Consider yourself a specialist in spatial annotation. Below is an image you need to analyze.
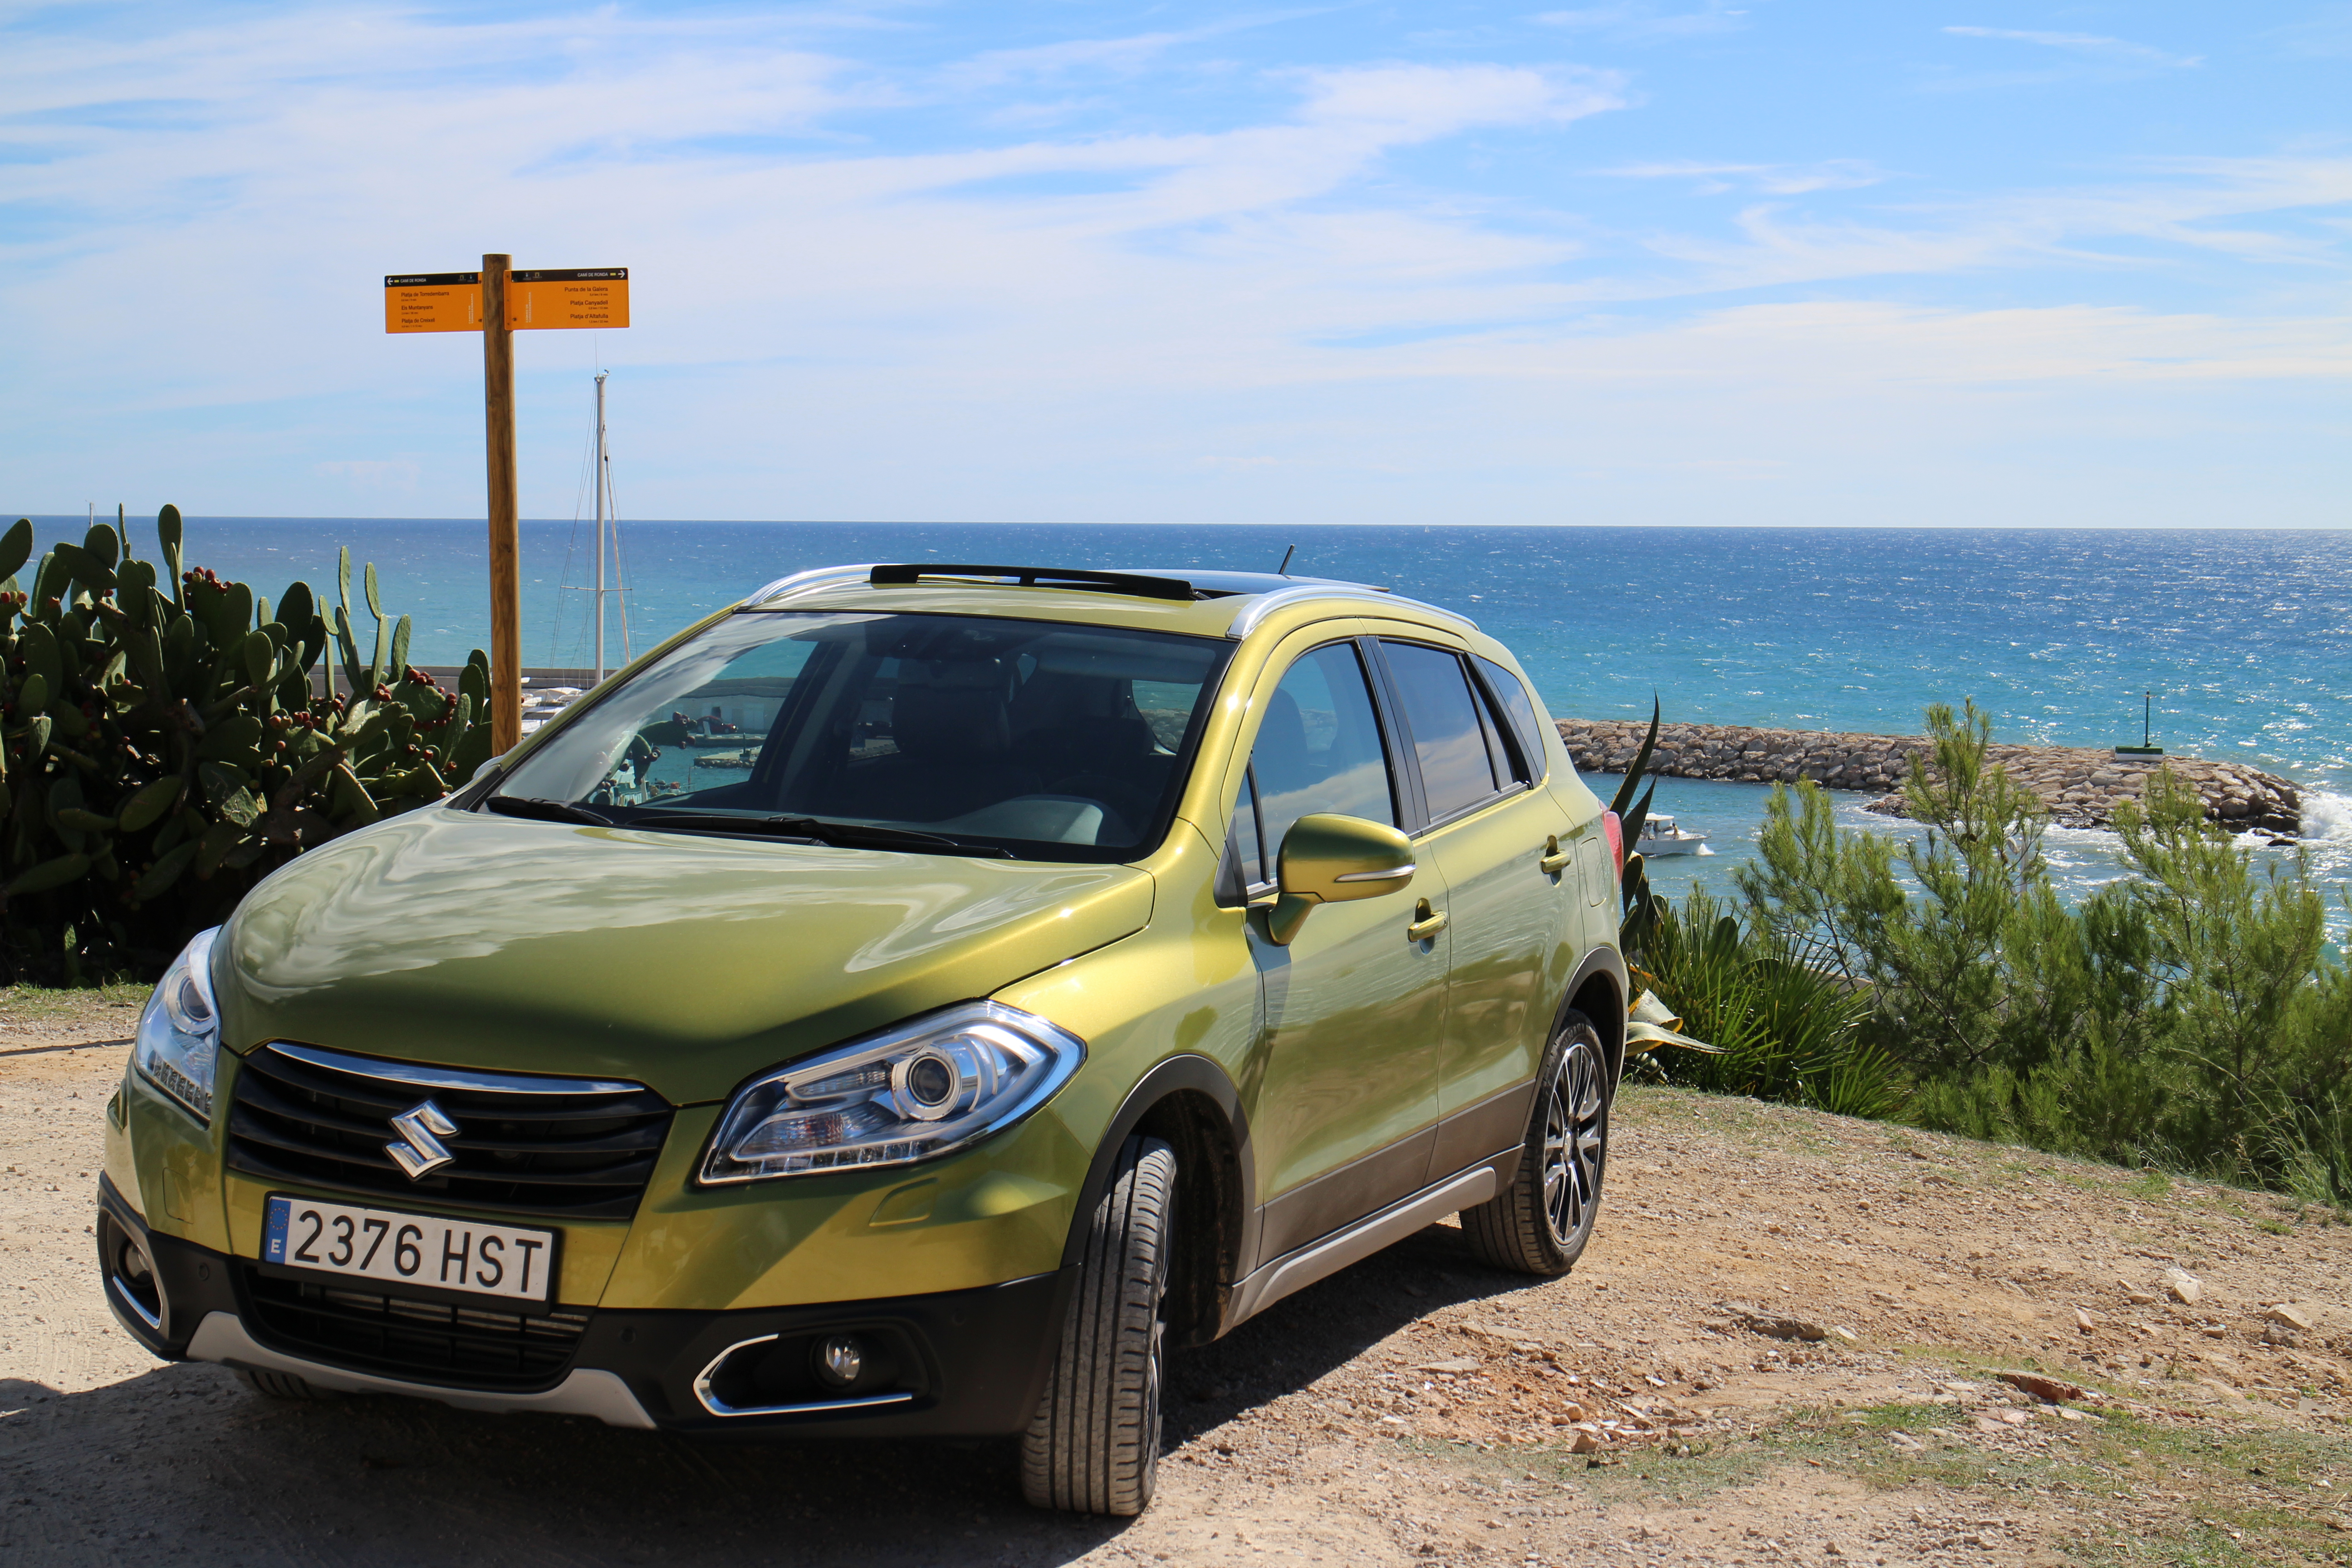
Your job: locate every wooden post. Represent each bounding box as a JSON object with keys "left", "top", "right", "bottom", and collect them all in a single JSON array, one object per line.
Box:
[{"left": 481, "top": 253, "right": 521, "bottom": 754}]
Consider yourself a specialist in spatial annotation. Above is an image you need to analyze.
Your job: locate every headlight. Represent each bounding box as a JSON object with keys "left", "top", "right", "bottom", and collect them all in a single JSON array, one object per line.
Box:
[
  {"left": 699, "top": 1001, "right": 1084, "bottom": 1185},
  {"left": 134, "top": 928, "right": 222, "bottom": 1124}
]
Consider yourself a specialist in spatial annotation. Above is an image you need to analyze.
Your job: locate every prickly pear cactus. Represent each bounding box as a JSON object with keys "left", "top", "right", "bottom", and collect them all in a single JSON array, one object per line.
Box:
[{"left": 0, "top": 507, "right": 494, "bottom": 983}]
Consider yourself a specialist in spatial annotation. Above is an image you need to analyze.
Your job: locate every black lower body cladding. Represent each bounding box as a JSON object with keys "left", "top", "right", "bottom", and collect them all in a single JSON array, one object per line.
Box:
[{"left": 96, "top": 1175, "right": 1072, "bottom": 1439}]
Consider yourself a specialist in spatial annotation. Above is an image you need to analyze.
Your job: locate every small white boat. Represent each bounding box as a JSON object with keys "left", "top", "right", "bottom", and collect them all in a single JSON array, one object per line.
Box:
[{"left": 1637, "top": 814, "right": 1710, "bottom": 856}]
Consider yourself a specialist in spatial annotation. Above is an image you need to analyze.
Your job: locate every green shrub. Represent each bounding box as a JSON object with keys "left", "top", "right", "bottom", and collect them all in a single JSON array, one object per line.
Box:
[
  {"left": 0, "top": 508, "right": 492, "bottom": 985},
  {"left": 1723, "top": 700, "right": 2352, "bottom": 1207}
]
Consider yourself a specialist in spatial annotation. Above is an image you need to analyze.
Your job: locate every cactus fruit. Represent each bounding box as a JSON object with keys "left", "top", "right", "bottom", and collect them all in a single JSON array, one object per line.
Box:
[{"left": 0, "top": 510, "right": 493, "bottom": 983}]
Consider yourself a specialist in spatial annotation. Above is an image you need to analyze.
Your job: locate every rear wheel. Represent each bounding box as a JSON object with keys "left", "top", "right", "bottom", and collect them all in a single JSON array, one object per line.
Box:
[
  {"left": 1021, "top": 1135, "right": 1176, "bottom": 1516},
  {"left": 1461, "top": 1012, "right": 1610, "bottom": 1275}
]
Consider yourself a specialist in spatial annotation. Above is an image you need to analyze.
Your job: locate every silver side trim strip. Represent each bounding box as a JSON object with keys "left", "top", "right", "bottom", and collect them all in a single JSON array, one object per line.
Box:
[
  {"left": 741, "top": 564, "right": 882, "bottom": 607},
  {"left": 184, "top": 1312, "right": 657, "bottom": 1429},
  {"left": 1225, "top": 585, "right": 1479, "bottom": 641},
  {"left": 691, "top": 1333, "right": 918, "bottom": 1418},
  {"left": 1225, "top": 1162, "right": 1498, "bottom": 1327},
  {"left": 262, "top": 1042, "right": 644, "bottom": 1098}
]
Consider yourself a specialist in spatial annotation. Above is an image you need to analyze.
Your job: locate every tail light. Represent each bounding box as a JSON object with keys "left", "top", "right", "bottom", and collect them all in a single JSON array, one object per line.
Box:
[{"left": 1601, "top": 811, "right": 1624, "bottom": 877}]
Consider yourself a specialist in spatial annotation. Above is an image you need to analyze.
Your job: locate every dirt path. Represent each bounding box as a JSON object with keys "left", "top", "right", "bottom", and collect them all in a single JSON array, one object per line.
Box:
[{"left": 5, "top": 996, "right": 2349, "bottom": 1567}]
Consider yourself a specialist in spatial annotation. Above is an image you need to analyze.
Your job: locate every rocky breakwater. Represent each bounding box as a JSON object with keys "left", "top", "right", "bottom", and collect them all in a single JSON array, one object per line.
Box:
[{"left": 1555, "top": 719, "right": 2302, "bottom": 838}]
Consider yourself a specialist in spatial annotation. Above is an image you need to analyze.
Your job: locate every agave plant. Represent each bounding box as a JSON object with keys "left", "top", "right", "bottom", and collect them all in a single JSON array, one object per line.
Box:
[
  {"left": 1637, "top": 890, "right": 1905, "bottom": 1121},
  {"left": 1605, "top": 697, "right": 1666, "bottom": 961}
]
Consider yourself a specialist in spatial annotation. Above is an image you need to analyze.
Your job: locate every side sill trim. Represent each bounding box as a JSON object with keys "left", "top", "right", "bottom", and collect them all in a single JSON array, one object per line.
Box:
[
  {"left": 182, "top": 1312, "right": 657, "bottom": 1429},
  {"left": 691, "top": 1333, "right": 919, "bottom": 1418},
  {"left": 1224, "top": 1162, "right": 1497, "bottom": 1329}
]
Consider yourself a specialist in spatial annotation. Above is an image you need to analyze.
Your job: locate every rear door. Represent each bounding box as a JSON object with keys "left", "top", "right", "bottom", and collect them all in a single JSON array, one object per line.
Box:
[
  {"left": 1372, "top": 639, "right": 1578, "bottom": 1180},
  {"left": 1227, "top": 636, "right": 1450, "bottom": 1268}
]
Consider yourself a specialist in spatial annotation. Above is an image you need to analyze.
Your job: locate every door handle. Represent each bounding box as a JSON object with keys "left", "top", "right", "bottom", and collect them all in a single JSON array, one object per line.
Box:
[
  {"left": 1406, "top": 899, "right": 1448, "bottom": 943},
  {"left": 1539, "top": 834, "right": 1571, "bottom": 876}
]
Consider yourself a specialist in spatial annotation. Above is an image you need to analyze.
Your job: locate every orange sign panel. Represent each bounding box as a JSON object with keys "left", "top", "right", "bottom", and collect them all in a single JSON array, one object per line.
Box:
[
  {"left": 510, "top": 268, "right": 629, "bottom": 331},
  {"left": 384, "top": 273, "right": 482, "bottom": 333}
]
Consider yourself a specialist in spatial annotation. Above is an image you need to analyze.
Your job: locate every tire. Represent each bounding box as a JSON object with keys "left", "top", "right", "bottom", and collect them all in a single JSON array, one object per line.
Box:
[
  {"left": 1021, "top": 1135, "right": 1177, "bottom": 1516},
  {"left": 235, "top": 1368, "right": 340, "bottom": 1401},
  {"left": 1461, "top": 1011, "right": 1610, "bottom": 1275}
]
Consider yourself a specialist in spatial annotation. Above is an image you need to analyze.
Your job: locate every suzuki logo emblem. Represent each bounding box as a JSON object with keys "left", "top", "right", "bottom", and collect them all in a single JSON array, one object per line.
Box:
[{"left": 386, "top": 1100, "right": 459, "bottom": 1180}]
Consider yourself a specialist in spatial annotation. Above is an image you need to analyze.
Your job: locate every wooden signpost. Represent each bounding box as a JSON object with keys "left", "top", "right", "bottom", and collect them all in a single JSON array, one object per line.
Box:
[{"left": 384, "top": 260, "right": 631, "bottom": 753}]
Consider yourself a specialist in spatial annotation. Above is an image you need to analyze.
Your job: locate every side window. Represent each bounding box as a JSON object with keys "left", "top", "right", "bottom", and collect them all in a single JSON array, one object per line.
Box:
[
  {"left": 1252, "top": 643, "right": 1397, "bottom": 859},
  {"left": 1218, "top": 767, "right": 1268, "bottom": 902},
  {"left": 1381, "top": 641, "right": 1504, "bottom": 822},
  {"left": 1474, "top": 656, "right": 1548, "bottom": 782}
]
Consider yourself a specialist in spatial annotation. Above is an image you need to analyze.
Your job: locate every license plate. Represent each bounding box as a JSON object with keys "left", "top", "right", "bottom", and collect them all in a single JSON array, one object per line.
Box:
[{"left": 262, "top": 1195, "right": 558, "bottom": 1305}]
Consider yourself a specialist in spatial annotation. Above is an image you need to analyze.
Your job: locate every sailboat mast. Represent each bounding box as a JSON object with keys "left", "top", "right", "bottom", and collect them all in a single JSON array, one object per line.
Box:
[{"left": 594, "top": 371, "right": 608, "bottom": 684}]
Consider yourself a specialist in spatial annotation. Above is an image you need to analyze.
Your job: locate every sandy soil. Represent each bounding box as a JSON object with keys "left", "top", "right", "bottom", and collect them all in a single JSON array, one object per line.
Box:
[{"left": 5, "top": 995, "right": 2350, "bottom": 1567}]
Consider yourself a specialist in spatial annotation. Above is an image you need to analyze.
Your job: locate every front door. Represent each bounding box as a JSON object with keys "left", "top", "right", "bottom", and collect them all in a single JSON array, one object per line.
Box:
[
  {"left": 1374, "top": 639, "right": 1575, "bottom": 1178},
  {"left": 1234, "top": 638, "right": 1449, "bottom": 1267}
]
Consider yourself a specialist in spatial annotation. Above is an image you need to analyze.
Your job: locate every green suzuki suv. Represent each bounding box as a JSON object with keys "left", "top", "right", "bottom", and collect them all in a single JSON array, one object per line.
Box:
[{"left": 97, "top": 563, "right": 1627, "bottom": 1515}]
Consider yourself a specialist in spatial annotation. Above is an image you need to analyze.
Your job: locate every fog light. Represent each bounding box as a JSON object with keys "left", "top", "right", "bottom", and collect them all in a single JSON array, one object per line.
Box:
[{"left": 816, "top": 1334, "right": 865, "bottom": 1388}]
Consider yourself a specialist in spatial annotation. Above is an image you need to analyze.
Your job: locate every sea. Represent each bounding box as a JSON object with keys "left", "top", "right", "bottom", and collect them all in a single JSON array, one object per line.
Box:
[{"left": 25, "top": 516, "right": 2352, "bottom": 916}]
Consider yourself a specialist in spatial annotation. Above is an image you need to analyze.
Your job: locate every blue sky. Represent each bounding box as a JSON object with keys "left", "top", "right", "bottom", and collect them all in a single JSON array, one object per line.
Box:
[{"left": 2, "top": 1, "right": 2347, "bottom": 525}]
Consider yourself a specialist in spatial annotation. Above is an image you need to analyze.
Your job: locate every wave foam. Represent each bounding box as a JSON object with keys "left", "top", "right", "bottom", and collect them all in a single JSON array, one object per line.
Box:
[{"left": 2299, "top": 790, "right": 2352, "bottom": 843}]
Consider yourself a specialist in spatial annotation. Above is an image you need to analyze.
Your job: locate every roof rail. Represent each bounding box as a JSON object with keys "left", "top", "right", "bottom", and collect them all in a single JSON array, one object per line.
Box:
[
  {"left": 867, "top": 564, "right": 1198, "bottom": 602},
  {"left": 741, "top": 564, "right": 879, "bottom": 607},
  {"left": 1224, "top": 584, "right": 1479, "bottom": 640}
]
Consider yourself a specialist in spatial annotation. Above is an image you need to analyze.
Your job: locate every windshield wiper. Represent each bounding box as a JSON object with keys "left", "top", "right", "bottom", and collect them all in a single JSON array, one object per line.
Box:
[
  {"left": 485, "top": 795, "right": 617, "bottom": 827},
  {"left": 617, "top": 811, "right": 1013, "bottom": 858}
]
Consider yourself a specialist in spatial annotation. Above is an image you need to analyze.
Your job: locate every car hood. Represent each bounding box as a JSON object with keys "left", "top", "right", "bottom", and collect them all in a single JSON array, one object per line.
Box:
[{"left": 216, "top": 808, "right": 1153, "bottom": 1105}]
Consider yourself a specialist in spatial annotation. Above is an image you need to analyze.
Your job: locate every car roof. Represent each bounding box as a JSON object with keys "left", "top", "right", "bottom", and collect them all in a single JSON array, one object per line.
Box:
[{"left": 734, "top": 562, "right": 1480, "bottom": 644}]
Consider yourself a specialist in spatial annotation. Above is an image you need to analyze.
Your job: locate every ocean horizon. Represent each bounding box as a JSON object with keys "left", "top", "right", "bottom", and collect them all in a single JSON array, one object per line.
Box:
[{"left": 18, "top": 515, "right": 2351, "bottom": 912}]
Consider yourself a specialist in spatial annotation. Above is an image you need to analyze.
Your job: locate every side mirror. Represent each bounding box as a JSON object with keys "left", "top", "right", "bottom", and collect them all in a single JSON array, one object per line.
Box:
[{"left": 1264, "top": 813, "right": 1415, "bottom": 946}]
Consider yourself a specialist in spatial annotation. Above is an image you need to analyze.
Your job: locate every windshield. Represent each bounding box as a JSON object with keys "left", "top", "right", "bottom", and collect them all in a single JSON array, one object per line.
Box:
[{"left": 486, "top": 611, "right": 1232, "bottom": 861}]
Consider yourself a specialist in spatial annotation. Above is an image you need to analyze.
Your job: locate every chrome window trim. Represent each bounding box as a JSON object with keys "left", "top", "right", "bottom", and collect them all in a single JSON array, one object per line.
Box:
[
  {"left": 1225, "top": 585, "right": 1477, "bottom": 641},
  {"left": 691, "top": 1333, "right": 919, "bottom": 1418},
  {"left": 1413, "top": 778, "right": 1534, "bottom": 838},
  {"left": 261, "top": 1042, "right": 646, "bottom": 1098}
]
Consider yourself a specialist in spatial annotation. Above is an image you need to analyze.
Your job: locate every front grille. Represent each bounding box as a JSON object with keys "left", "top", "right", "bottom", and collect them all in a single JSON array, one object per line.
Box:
[
  {"left": 242, "top": 1267, "right": 590, "bottom": 1390},
  {"left": 227, "top": 1043, "right": 674, "bottom": 1219}
]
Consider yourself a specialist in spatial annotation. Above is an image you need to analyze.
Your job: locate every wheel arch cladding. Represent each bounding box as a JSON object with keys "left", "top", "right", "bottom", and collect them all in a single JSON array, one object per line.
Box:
[
  {"left": 1063, "top": 1055, "right": 1252, "bottom": 1350},
  {"left": 1565, "top": 947, "right": 1627, "bottom": 1084}
]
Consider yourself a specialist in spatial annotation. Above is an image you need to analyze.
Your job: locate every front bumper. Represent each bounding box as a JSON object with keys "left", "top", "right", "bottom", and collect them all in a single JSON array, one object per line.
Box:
[{"left": 98, "top": 1176, "right": 1070, "bottom": 1438}]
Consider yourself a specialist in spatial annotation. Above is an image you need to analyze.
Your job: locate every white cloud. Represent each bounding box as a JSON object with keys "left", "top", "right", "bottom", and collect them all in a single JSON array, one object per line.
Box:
[
  {"left": 1533, "top": 3, "right": 1750, "bottom": 42},
  {"left": 1940, "top": 24, "right": 2202, "bottom": 72},
  {"left": 1600, "top": 158, "right": 1886, "bottom": 194}
]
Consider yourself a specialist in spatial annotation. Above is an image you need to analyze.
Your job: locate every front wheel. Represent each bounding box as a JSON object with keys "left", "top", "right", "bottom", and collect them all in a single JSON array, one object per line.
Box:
[
  {"left": 1021, "top": 1135, "right": 1177, "bottom": 1516},
  {"left": 1460, "top": 1012, "right": 1610, "bottom": 1274}
]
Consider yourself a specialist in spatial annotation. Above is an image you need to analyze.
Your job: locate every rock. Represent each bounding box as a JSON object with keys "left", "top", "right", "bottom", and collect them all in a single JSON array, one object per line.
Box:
[
  {"left": 2075, "top": 1308, "right": 2099, "bottom": 1333},
  {"left": 1723, "top": 1303, "right": 1829, "bottom": 1341},
  {"left": 2123, "top": 1289, "right": 2158, "bottom": 1306},
  {"left": 1999, "top": 1371, "right": 2087, "bottom": 1404},
  {"left": 1567, "top": 1426, "right": 1602, "bottom": 1454},
  {"left": 2164, "top": 1267, "right": 2203, "bottom": 1306},
  {"left": 1556, "top": 718, "right": 2300, "bottom": 835},
  {"left": 1829, "top": 1326, "right": 1860, "bottom": 1344},
  {"left": 1416, "top": 1359, "right": 1480, "bottom": 1374},
  {"left": 2261, "top": 1303, "right": 2317, "bottom": 1333}
]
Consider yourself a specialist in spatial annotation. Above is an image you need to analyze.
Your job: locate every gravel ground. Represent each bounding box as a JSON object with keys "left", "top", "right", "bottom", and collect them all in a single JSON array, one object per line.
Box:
[{"left": 5, "top": 994, "right": 2350, "bottom": 1567}]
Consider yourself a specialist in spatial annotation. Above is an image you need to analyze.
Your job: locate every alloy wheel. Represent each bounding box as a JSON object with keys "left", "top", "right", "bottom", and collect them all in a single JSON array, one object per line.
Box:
[{"left": 1539, "top": 1039, "right": 1607, "bottom": 1245}]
